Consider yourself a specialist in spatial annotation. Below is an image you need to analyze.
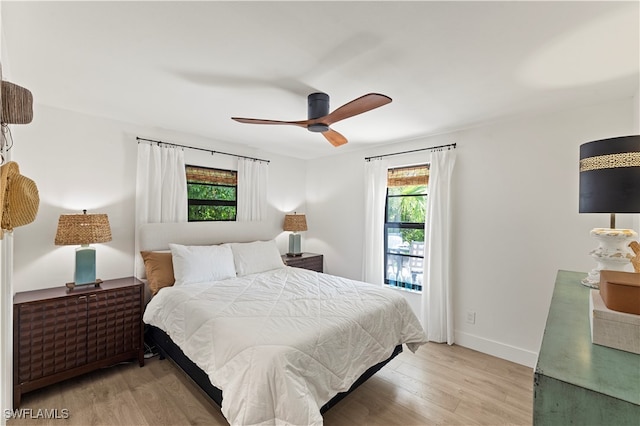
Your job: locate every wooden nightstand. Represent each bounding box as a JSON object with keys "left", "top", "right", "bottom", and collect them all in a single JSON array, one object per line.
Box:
[
  {"left": 282, "top": 253, "right": 323, "bottom": 273},
  {"left": 13, "top": 277, "right": 144, "bottom": 408}
]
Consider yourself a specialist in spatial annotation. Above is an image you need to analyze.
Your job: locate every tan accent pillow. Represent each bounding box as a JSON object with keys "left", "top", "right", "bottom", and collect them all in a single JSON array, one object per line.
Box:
[{"left": 141, "top": 251, "right": 175, "bottom": 295}]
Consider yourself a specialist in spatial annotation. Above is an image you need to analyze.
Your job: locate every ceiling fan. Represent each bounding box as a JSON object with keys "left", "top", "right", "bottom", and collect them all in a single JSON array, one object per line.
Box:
[{"left": 231, "top": 92, "right": 392, "bottom": 147}]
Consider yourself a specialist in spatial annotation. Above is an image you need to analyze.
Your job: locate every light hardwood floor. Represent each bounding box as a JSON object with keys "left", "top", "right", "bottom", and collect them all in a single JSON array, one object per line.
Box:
[{"left": 9, "top": 343, "right": 533, "bottom": 426}]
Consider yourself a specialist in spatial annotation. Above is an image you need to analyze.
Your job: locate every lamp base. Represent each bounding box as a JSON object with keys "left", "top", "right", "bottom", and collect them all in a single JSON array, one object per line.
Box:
[
  {"left": 582, "top": 228, "right": 637, "bottom": 288},
  {"left": 75, "top": 245, "right": 97, "bottom": 285},
  {"left": 288, "top": 233, "right": 302, "bottom": 256},
  {"left": 66, "top": 279, "right": 103, "bottom": 290}
]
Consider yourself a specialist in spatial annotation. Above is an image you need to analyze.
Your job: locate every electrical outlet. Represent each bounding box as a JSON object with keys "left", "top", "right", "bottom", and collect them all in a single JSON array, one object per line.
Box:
[{"left": 466, "top": 311, "right": 476, "bottom": 325}]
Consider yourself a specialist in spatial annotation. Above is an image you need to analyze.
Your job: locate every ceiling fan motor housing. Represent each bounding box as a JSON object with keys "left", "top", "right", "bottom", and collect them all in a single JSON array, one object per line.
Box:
[{"left": 307, "top": 92, "right": 330, "bottom": 132}]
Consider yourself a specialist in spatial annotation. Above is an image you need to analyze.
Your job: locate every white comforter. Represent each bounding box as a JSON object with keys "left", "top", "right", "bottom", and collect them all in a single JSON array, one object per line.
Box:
[{"left": 143, "top": 266, "right": 427, "bottom": 426}]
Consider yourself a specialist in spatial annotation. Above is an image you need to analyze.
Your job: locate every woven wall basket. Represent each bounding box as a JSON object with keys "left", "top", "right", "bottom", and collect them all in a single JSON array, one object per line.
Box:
[{"left": 1, "top": 81, "right": 33, "bottom": 125}]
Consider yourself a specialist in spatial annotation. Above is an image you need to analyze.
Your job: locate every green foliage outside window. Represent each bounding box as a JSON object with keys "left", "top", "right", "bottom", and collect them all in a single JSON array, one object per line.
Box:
[
  {"left": 188, "top": 184, "right": 236, "bottom": 201},
  {"left": 188, "top": 205, "right": 236, "bottom": 221},
  {"left": 387, "top": 185, "right": 426, "bottom": 245}
]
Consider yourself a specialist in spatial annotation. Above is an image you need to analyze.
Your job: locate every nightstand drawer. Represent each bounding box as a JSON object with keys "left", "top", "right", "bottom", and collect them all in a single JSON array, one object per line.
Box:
[{"left": 282, "top": 253, "right": 323, "bottom": 273}]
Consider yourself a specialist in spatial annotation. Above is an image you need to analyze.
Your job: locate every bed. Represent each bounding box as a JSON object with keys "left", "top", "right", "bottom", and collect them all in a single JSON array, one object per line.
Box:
[{"left": 139, "top": 222, "right": 427, "bottom": 425}]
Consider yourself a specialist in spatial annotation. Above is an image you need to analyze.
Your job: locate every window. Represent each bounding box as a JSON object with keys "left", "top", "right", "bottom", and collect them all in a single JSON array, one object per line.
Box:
[
  {"left": 186, "top": 165, "right": 237, "bottom": 221},
  {"left": 384, "top": 164, "right": 428, "bottom": 291}
]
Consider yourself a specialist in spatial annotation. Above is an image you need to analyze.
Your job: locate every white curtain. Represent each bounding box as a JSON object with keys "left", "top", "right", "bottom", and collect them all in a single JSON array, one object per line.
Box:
[
  {"left": 362, "top": 157, "right": 389, "bottom": 285},
  {"left": 422, "top": 148, "right": 456, "bottom": 344},
  {"left": 135, "top": 142, "right": 188, "bottom": 224},
  {"left": 237, "top": 158, "right": 268, "bottom": 221}
]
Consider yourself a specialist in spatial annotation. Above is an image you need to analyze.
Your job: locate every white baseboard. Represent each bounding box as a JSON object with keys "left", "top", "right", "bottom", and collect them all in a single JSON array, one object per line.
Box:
[{"left": 454, "top": 331, "right": 538, "bottom": 368}]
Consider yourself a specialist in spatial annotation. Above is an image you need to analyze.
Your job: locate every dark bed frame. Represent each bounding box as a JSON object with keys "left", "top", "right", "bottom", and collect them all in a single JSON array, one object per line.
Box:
[{"left": 146, "top": 325, "right": 403, "bottom": 415}]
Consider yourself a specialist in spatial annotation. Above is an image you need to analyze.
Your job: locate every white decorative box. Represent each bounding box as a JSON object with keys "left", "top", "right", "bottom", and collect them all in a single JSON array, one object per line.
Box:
[{"left": 590, "top": 290, "right": 640, "bottom": 354}]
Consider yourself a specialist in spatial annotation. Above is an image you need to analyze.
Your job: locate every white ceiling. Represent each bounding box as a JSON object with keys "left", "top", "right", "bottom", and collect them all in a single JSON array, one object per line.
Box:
[{"left": 2, "top": 1, "right": 638, "bottom": 159}]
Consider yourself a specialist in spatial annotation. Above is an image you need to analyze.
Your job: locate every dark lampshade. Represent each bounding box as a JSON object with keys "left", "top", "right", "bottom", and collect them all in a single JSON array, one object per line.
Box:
[{"left": 579, "top": 135, "right": 640, "bottom": 214}]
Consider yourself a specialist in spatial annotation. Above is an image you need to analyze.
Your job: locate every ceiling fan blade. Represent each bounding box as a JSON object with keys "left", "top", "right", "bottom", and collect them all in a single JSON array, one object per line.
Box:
[
  {"left": 323, "top": 93, "right": 392, "bottom": 125},
  {"left": 231, "top": 117, "right": 310, "bottom": 128},
  {"left": 322, "top": 128, "right": 348, "bottom": 147}
]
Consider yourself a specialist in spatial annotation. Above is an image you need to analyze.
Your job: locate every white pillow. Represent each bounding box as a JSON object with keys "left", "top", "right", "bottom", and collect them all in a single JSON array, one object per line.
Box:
[
  {"left": 169, "top": 243, "right": 236, "bottom": 286},
  {"left": 228, "top": 240, "right": 285, "bottom": 276}
]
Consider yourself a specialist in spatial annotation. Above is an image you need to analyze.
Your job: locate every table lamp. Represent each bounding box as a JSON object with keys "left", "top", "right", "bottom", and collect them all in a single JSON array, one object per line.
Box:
[
  {"left": 55, "top": 209, "right": 112, "bottom": 289},
  {"left": 579, "top": 135, "right": 640, "bottom": 288},
  {"left": 283, "top": 213, "right": 307, "bottom": 256}
]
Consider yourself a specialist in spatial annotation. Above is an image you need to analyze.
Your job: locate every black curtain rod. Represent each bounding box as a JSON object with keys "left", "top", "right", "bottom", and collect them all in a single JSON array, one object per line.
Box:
[
  {"left": 364, "top": 143, "right": 456, "bottom": 161},
  {"left": 136, "top": 137, "right": 270, "bottom": 164}
]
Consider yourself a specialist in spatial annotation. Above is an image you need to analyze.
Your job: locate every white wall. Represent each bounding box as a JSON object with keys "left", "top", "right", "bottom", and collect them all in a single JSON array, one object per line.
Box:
[
  {"left": 305, "top": 97, "right": 637, "bottom": 367},
  {"left": 10, "top": 104, "right": 306, "bottom": 293}
]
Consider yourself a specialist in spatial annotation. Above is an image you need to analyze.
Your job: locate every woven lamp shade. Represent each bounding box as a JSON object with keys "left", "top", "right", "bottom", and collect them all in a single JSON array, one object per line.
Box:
[
  {"left": 55, "top": 212, "right": 112, "bottom": 245},
  {"left": 283, "top": 214, "right": 307, "bottom": 232}
]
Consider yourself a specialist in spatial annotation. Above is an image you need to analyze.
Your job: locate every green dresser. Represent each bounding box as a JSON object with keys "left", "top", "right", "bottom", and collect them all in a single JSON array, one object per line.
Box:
[{"left": 534, "top": 270, "right": 640, "bottom": 425}]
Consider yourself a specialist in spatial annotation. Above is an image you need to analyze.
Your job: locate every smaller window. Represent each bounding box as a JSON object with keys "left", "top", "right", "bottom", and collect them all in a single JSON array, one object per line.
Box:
[{"left": 186, "top": 165, "right": 237, "bottom": 221}]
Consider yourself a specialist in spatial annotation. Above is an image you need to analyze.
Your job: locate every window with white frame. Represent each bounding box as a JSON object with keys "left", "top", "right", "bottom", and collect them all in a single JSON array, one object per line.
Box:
[{"left": 384, "top": 164, "right": 428, "bottom": 291}]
